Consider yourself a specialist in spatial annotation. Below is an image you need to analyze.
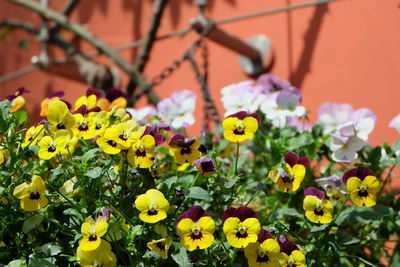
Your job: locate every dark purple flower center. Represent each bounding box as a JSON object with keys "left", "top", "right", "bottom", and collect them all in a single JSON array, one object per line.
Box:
[
  {"left": 314, "top": 209, "right": 324, "bottom": 216},
  {"left": 358, "top": 190, "right": 369, "bottom": 197},
  {"left": 155, "top": 242, "right": 166, "bottom": 251},
  {"left": 29, "top": 192, "right": 40, "bottom": 200},
  {"left": 48, "top": 147, "right": 56, "bottom": 153},
  {"left": 57, "top": 124, "right": 66, "bottom": 130},
  {"left": 135, "top": 150, "right": 146, "bottom": 157},
  {"left": 78, "top": 125, "right": 89, "bottom": 132},
  {"left": 190, "top": 232, "right": 203, "bottom": 240},
  {"left": 88, "top": 235, "right": 97, "bottom": 241},
  {"left": 233, "top": 129, "right": 245, "bottom": 135},
  {"left": 180, "top": 147, "right": 192, "bottom": 155},
  {"left": 107, "top": 140, "right": 117, "bottom": 147},
  {"left": 119, "top": 135, "right": 128, "bottom": 141},
  {"left": 147, "top": 210, "right": 158, "bottom": 216},
  {"left": 256, "top": 255, "right": 270, "bottom": 263},
  {"left": 236, "top": 231, "right": 248, "bottom": 239}
]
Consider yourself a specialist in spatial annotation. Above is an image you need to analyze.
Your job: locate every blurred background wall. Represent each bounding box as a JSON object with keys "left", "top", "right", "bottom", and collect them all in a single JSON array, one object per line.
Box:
[{"left": 0, "top": 0, "right": 399, "bottom": 145}]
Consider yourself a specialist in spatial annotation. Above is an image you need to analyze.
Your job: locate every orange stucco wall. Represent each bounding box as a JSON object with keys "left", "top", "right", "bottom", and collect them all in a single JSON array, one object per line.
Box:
[{"left": 1, "top": 0, "right": 399, "bottom": 145}]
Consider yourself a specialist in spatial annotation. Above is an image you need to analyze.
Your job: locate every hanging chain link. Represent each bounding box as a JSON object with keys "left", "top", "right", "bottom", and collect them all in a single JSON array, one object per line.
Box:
[{"left": 130, "top": 38, "right": 203, "bottom": 103}]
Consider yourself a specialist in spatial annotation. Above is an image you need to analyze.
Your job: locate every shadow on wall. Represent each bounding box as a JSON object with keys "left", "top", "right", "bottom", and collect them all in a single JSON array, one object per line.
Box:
[{"left": 289, "top": 3, "right": 329, "bottom": 89}]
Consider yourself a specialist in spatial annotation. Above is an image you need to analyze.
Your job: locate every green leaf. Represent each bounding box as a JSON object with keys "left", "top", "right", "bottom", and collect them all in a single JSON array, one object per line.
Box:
[
  {"left": 336, "top": 231, "right": 360, "bottom": 246},
  {"left": 0, "top": 101, "right": 11, "bottom": 131},
  {"left": 13, "top": 110, "right": 27, "bottom": 125},
  {"left": 22, "top": 214, "right": 44, "bottom": 233},
  {"left": 310, "top": 225, "right": 328, "bottom": 232},
  {"left": 84, "top": 167, "right": 103, "bottom": 179},
  {"left": 40, "top": 243, "right": 62, "bottom": 256},
  {"left": 172, "top": 247, "right": 193, "bottom": 267},
  {"left": 271, "top": 208, "right": 302, "bottom": 220},
  {"left": 184, "top": 187, "right": 211, "bottom": 201},
  {"left": 5, "top": 259, "right": 27, "bottom": 267},
  {"left": 28, "top": 258, "right": 56, "bottom": 267},
  {"left": 224, "top": 177, "right": 240, "bottom": 189},
  {"left": 392, "top": 139, "right": 400, "bottom": 152},
  {"left": 82, "top": 148, "right": 101, "bottom": 163},
  {"left": 335, "top": 205, "right": 391, "bottom": 225},
  {"left": 287, "top": 132, "right": 314, "bottom": 150}
]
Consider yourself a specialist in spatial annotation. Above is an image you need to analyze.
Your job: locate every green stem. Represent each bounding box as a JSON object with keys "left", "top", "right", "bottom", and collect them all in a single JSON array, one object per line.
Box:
[
  {"left": 378, "top": 165, "right": 395, "bottom": 197},
  {"left": 234, "top": 142, "right": 240, "bottom": 175},
  {"left": 323, "top": 194, "right": 349, "bottom": 236}
]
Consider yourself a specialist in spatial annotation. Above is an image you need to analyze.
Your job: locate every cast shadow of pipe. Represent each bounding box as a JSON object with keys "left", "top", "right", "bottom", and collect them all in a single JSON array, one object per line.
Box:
[{"left": 289, "top": 4, "right": 329, "bottom": 89}]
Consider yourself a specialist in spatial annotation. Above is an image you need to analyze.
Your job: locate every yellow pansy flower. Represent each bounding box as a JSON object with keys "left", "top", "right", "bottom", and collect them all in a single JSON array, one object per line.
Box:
[
  {"left": 147, "top": 237, "right": 172, "bottom": 259},
  {"left": 176, "top": 206, "right": 215, "bottom": 251},
  {"left": 222, "top": 111, "right": 259, "bottom": 143},
  {"left": 303, "top": 195, "right": 333, "bottom": 224},
  {"left": 21, "top": 124, "right": 45, "bottom": 147},
  {"left": 282, "top": 250, "right": 307, "bottom": 267},
  {"left": 169, "top": 135, "right": 202, "bottom": 164},
  {"left": 73, "top": 113, "right": 95, "bottom": 140},
  {"left": 13, "top": 175, "right": 48, "bottom": 212},
  {"left": 96, "top": 127, "right": 123, "bottom": 154},
  {"left": 244, "top": 238, "right": 286, "bottom": 267},
  {"left": 75, "top": 94, "right": 97, "bottom": 111},
  {"left": 135, "top": 189, "right": 170, "bottom": 223},
  {"left": 77, "top": 239, "right": 116, "bottom": 267},
  {"left": 347, "top": 175, "right": 379, "bottom": 207},
  {"left": 89, "top": 111, "right": 109, "bottom": 137},
  {"left": 127, "top": 135, "right": 155, "bottom": 169},
  {"left": 47, "top": 100, "right": 75, "bottom": 132},
  {"left": 79, "top": 217, "right": 109, "bottom": 251},
  {"left": 38, "top": 130, "right": 70, "bottom": 160}
]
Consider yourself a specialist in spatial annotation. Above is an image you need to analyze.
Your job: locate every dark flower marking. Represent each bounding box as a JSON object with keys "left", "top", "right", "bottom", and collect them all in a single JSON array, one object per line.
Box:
[{"left": 29, "top": 192, "right": 40, "bottom": 200}]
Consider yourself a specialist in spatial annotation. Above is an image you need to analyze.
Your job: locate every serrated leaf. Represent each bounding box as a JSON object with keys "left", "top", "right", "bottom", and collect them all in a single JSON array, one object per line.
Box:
[
  {"left": 172, "top": 247, "right": 193, "bottom": 267},
  {"left": 84, "top": 167, "right": 102, "bottom": 179},
  {"left": 224, "top": 177, "right": 240, "bottom": 189},
  {"left": 22, "top": 214, "right": 44, "bottom": 233},
  {"left": 185, "top": 186, "right": 211, "bottom": 201},
  {"left": 82, "top": 148, "right": 101, "bottom": 163}
]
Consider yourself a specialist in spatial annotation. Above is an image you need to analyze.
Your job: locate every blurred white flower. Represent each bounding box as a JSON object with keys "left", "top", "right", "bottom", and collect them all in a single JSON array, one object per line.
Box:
[
  {"left": 389, "top": 113, "right": 400, "bottom": 133},
  {"left": 157, "top": 90, "right": 196, "bottom": 129}
]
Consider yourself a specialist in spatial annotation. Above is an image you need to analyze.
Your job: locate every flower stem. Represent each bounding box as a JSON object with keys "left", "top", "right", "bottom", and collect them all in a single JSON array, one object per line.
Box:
[{"left": 234, "top": 142, "right": 240, "bottom": 175}]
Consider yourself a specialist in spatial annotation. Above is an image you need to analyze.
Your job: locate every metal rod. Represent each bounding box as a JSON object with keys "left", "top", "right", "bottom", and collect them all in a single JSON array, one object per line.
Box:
[{"left": 191, "top": 17, "right": 261, "bottom": 61}]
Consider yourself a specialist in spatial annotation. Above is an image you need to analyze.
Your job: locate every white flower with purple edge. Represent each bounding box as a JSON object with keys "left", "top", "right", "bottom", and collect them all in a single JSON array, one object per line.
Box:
[
  {"left": 389, "top": 113, "right": 400, "bottom": 133},
  {"left": 260, "top": 88, "right": 306, "bottom": 128},
  {"left": 329, "top": 124, "right": 366, "bottom": 162},
  {"left": 350, "top": 108, "right": 377, "bottom": 141},
  {"left": 126, "top": 106, "right": 157, "bottom": 122},
  {"left": 157, "top": 90, "right": 196, "bottom": 129},
  {"left": 318, "top": 102, "right": 353, "bottom": 134},
  {"left": 221, "top": 81, "right": 266, "bottom": 117}
]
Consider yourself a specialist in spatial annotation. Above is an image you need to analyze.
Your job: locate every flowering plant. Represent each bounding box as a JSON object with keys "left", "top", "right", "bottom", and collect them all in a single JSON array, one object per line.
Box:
[{"left": 0, "top": 80, "right": 399, "bottom": 267}]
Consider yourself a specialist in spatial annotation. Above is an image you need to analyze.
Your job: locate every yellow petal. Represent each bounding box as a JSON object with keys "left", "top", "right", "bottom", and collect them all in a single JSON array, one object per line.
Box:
[
  {"left": 303, "top": 195, "right": 319, "bottom": 211},
  {"left": 242, "top": 117, "right": 258, "bottom": 133},
  {"left": 197, "top": 216, "right": 215, "bottom": 234},
  {"left": 79, "top": 236, "right": 101, "bottom": 251},
  {"left": 177, "top": 218, "right": 194, "bottom": 236},
  {"left": 31, "top": 175, "right": 46, "bottom": 195},
  {"left": 139, "top": 210, "right": 167, "bottom": 223},
  {"left": 261, "top": 238, "right": 280, "bottom": 254},
  {"left": 223, "top": 217, "right": 241, "bottom": 234},
  {"left": 13, "top": 183, "right": 30, "bottom": 199},
  {"left": 346, "top": 177, "right": 362, "bottom": 192},
  {"left": 363, "top": 175, "right": 379, "bottom": 193},
  {"left": 241, "top": 218, "right": 261, "bottom": 235},
  {"left": 94, "top": 220, "right": 109, "bottom": 237},
  {"left": 134, "top": 194, "right": 151, "bottom": 212},
  {"left": 81, "top": 222, "right": 92, "bottom": 236}
]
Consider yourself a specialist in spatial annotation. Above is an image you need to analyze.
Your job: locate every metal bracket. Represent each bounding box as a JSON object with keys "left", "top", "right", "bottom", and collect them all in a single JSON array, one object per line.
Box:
[{"left": 191, "top": 16, "right": 273, "bottom": 76}]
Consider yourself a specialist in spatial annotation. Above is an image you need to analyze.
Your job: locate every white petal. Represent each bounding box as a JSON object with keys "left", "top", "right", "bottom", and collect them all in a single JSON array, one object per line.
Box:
[{"left": 332, "top": 148, "right": 357, "bottom": 162}]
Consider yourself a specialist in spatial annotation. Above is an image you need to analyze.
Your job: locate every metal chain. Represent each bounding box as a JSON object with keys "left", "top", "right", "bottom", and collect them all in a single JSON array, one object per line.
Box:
[
  {"left": 130, "top": 38, "right": 203, "bottom": 103},
  {"left": 186, "top": 41, "right": 220, "bottom": 133}
]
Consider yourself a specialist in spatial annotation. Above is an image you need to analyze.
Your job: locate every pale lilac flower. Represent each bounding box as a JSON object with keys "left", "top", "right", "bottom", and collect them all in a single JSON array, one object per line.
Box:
[
  {"left": 126, "top": 106, "right": 157, "bottom": 122},
  {"left": 315, "top": 175, "right": 347, "bottom": 194},
  {"left": 318, "top": 102, "right": 353, "bottom": 134},
  {"left": 256, "top": 73, "right": 291, "bottom": 92},
  {"left": 389, "top": 114, "right": 400, "bottom": 133},
  {"left": 330, "top": 124, "right": 366, "bottom": 162},
  {"left": 260, "top": 89, "right": 306, "bottom": 128},
  {"left": 350, "top": 108, "right": 377, "bottom": 141},
  {"left": 221, "top": 81, "right": 265, "bottom": 116},
  {"left": 157, "top": 90, "right": 196, "bottom": 129}
]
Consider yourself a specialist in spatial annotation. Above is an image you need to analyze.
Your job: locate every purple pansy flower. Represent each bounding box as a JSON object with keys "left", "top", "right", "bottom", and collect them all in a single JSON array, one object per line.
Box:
[
  {"left": 177, "top": 206, "right": 211, "bottom": 224},
  {"left": 193, "top": 157, "right": 217, "bottom": 176},
  {"left": 278, "top": 236, "right": 299, "bottom": 255},
  {"left": 342, "top": 166, "right": 376, "bottom": 184},
  {"left": 304, "top": 187, "right": 325, "bottom": 200},
  {"left": 221, "top": 206, "right": 260, "bottom": 223}
]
